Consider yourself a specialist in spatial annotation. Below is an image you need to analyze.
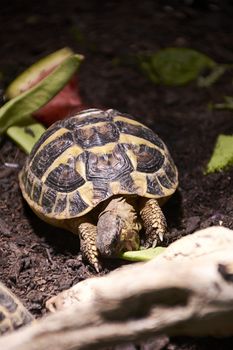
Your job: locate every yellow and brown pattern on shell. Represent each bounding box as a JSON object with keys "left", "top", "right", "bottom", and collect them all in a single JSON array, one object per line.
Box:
[
  {"left": 19, "top": 109, "right": 178, "bottom": 220},
  {"left": 0, "top": 282, "right": 34, "bottom": 335}
]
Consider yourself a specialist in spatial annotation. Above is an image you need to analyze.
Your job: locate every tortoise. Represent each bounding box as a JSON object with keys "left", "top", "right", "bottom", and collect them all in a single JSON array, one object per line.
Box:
[
  {"left": 19, "top": 108, "right": 178, "bottom": 271},
  {"left": 0, "top": 282, "right": 34, "bottom": 335}
]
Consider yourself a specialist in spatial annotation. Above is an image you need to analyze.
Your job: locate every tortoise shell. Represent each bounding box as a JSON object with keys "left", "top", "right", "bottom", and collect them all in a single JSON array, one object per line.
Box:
[
  {"left": 0, "top": 282, "right": 34, "bottom": 335},
  {"left": 19, "top": 109, "right": 178, "bottom": 220}
]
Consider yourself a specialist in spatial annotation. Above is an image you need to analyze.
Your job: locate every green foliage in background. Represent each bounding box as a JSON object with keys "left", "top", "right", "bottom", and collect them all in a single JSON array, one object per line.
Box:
[{"left": 137, "top": 47, "right": 226, "bottom": 86}]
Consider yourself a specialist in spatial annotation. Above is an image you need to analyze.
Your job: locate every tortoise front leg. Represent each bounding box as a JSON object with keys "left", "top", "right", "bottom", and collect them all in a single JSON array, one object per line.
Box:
[
  {"left": 78, "top": 222, "right": 101, "bottom": 272},
  {"left": 139, "top": 198, "right": 167, "bottom": 248}
]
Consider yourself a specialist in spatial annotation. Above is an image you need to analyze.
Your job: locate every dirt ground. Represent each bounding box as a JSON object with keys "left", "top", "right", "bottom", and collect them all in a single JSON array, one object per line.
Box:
[{"left": 0, "top": 1, "right": 233, "bottom": 349}]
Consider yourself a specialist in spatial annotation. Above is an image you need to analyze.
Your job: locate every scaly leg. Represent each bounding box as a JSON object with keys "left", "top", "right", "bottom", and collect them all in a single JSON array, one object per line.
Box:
[
  {"left": 139, "top": 198, "right": 167, "bottom": 248},
  {"left": 78, "top": 222, "right": 101, "bottom": 272}
]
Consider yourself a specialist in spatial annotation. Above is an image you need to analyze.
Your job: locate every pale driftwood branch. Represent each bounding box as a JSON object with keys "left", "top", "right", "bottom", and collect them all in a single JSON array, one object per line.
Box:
[{"left": 2, "top": 226, "right": 233, "bottom": 350}]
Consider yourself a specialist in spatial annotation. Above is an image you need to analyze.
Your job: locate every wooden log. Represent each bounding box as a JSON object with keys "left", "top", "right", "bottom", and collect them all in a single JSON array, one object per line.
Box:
[{"left": 1, "top": 226, "right": 233, "bottom": 350}]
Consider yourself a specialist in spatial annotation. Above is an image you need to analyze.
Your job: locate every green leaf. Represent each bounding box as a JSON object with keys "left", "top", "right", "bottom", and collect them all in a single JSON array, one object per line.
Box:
[
  {"left": 205, "top": 134, "right": 233, "bottom": 174},
  {"left": 119, "top": 247, "right": 166, "bottom": 262},
  {"left": 0, "top": 54, "right": 84, "bottom": 134},
  {"left": 137, "top": 48, "right": 216, "bottom": 86},
  {"left": 211, "top": 96, "right": 233, "bottom": 110},
  {"left": 6, "top": 119, "right": 46, "bottom": 154}
]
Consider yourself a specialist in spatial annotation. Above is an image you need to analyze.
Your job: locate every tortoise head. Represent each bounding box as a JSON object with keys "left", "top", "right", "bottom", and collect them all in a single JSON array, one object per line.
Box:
[{"left": 96, "top": 197, "right": 140, "bottom": 257}]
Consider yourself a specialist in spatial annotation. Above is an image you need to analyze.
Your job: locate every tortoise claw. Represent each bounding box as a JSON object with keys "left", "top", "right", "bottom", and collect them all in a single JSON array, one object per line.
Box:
[
  {"left": 158, "top": 231, "right": 164, "bottom": 242},
  {"left": 93, "top": 260, "right": 102, "bottom": 273}
]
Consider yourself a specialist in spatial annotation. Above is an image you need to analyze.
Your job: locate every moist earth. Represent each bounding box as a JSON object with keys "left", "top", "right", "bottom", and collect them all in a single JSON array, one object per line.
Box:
[{"left": 0, "top": 1, "right": 233, "bottom": 349}]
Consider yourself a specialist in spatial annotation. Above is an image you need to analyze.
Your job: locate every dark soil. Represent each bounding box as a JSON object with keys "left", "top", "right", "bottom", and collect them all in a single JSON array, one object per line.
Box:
[{"left": 1, "top": 1, "right": 233, "bottom": 349}]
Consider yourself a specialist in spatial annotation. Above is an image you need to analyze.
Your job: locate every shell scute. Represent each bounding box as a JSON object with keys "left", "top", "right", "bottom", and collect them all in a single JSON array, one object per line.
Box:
[
  {"left": 73, "top": 122, "right": 119, "bottom": 149},
  {"left": 92, "top": 180, "right": 111, "bottom": 203},
  {"left": 0, "top": 290, "right": 17, "bottom": 313},
  {"left": 41, "top": 188, "right": 57, "bottom": 214},
  {"left": 119, "top": 173, "right": 138, "bottom": 193},
  {"left": 146, "top": 175, "right": 164, "bottom": 196},
  {"left": 29, "top": 124, "right": 62, "bottom": 160},
  {"left": 45, "top": 161, "right": 85, "bottom": 192},
  {"left": 0, "top": 283, "right": 34, "bottom": 335},
  {"left": 133, "top": 144, "right": 165, "bottom": 173},
  {"left": 69, "top": 191, "right": 88, "bottom": 216},
  {"left": 115, "top": 120, "right": 165, "bottom": 150},
  {"left": 158, "top": 173, "right": 172, "bottom": 189},
  {"left": 64, "top": 109, "right": 113, "bottom": 130},
  {"left": 85, "top": 144, "right": 134, "bottom": 182},
  {"left": 54, "top": 194, "right": 67, "bottom": 214},
  {"left": 32, "top": 181, "right": 42, "bottom": 203},
  {"left": 30, "top": 131, "right": 74, "bottom": 179},
  {"left": 164, "top": 162, "right": 177, "bottom": 184}
]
